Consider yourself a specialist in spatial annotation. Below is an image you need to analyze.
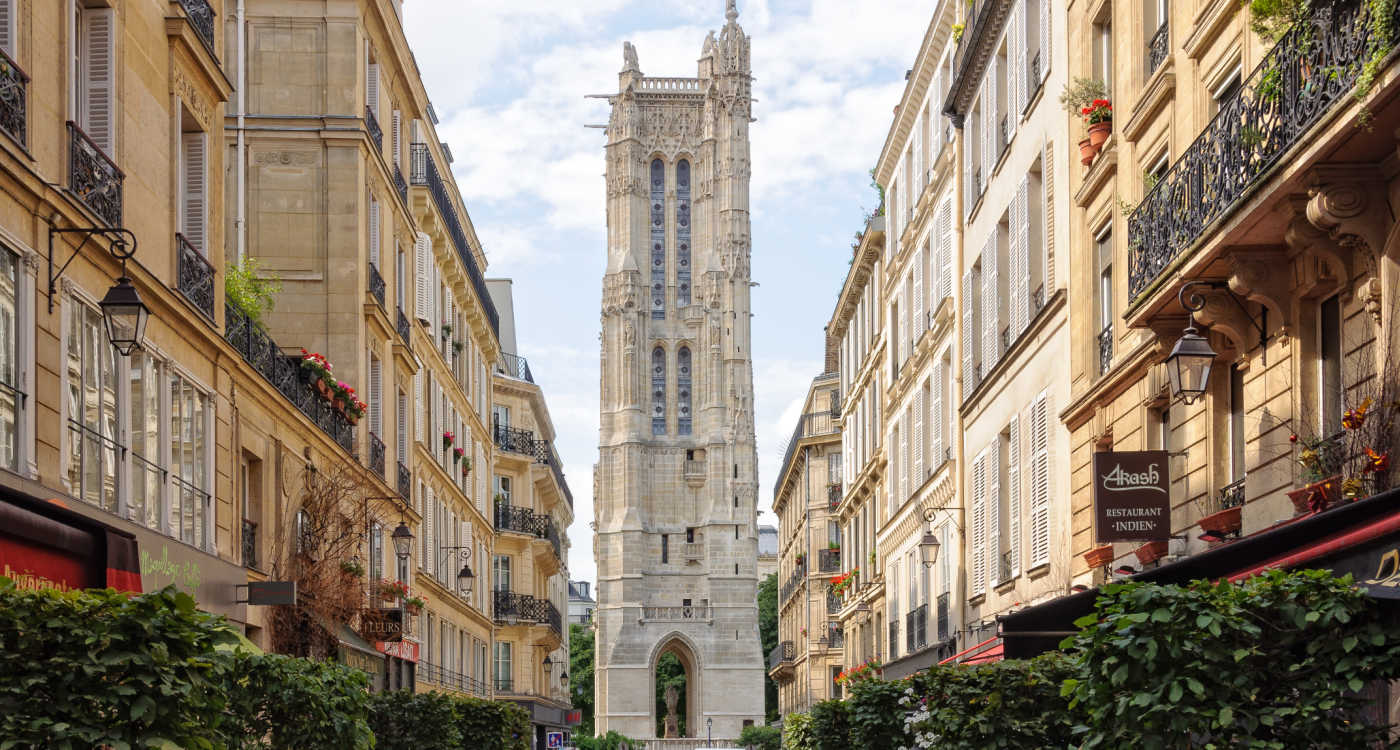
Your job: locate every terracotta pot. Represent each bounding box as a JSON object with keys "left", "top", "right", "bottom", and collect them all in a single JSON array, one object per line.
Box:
[
  {"left": 344, "top": 411, "right": 359, "bottom": 426},
  {"left": 1198, "top": 505, "right": 1242, "bottom": 536},
  {"left": 1287, "top": 475, "right": 1342, "bottom": 516},
  {"left": 1084, "top": 544, "right": 1114, "bottom": 569},
  {"left": 1079, "top": 138, "right": 1096, "bottom": 166},
  {"left": 1134, "top": 540, "right": 1170, "bottom": 566},
  {"left": 332, "top": 396, "right": 345, "bottom": 412},
  {"left": 314, "top": 379, "right": 331, "bottom": 398},
  {"left": 1088, "top": 120, "right": 1112, "bottom": 148}
]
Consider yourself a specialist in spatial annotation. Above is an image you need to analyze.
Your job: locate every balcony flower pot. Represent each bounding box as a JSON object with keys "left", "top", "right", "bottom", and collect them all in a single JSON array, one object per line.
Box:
[
  {"left": 1287, "top": 475, "right": 1342, "bottom": 515},
  {"left": 1079, "top": 138, "right": 1096, "bottom": 166},
  {"left": 1084, "top": 544, "right": 1114, "bottom": 569},
  {"left": 343, "top": 410, "right": 359, "bottom": 426},
  {"left": 1198, "top": 505, "right": 1242, "bottom": 536},
  {"left": 1133, "top": 540, "right": 1169, "bottom": 567},
  {"left": 1088, "top": 120, "right": 1112, "bottom": 149}
]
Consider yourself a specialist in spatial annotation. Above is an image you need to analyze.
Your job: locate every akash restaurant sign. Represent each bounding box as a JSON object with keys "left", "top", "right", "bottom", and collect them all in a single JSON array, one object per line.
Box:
[{"left": 1094, "top": 450, "right": 1170, "bottom": 542}]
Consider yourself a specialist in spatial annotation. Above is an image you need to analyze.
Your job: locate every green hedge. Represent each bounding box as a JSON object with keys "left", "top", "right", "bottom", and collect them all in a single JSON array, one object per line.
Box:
[
  {"left": 224, "top": 652, "right": 373, "bottom": 749},
  {"left": 367, "top": 690, "right": 530, "bottom": 750},
  {"left": 454, "top": 694, "right": 531, "bottom": 750},
  {"left": 573, "top": 730, "right": 642, "bottom": 750},
  {"left": 738, "top": 724, "right": 781, "bottom": 750},
  {"left": 904, "top": 653, "right": 1075, "bottom": 749},
  {"left": 781, "top": 712, "right": 812, "bottom": 750},
  {"left": 807, "top": 699, "right": 850, "bottom": 750}
]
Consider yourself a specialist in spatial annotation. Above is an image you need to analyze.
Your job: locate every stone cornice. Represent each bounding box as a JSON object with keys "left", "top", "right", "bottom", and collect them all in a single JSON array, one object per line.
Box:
[
  {"left": 827, "top": 216, "right": 886, "bottom": 339},
  {"left": 943, "top": 0, "right": 1014, "bottom": 124}
]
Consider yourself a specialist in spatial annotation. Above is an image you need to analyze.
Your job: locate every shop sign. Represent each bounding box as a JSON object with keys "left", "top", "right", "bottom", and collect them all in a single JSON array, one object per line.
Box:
[
  {"left": 1093, "top": 450, "right": 1171, "bottom": 542},
  {"left": 132, "top": 533, "right": 248, "bottom": 621},
  {"left": 1320, "top": 536, "right": 1400, "bottom": 599},
  {"left": 360, "top": 609, "right": 403, "bottom": 642},
  {"left": 0, "top": 533, "right": 90, "bottom": 592},
  {"left": 376, "top": 639, "right": 420, "bottom": 663}
]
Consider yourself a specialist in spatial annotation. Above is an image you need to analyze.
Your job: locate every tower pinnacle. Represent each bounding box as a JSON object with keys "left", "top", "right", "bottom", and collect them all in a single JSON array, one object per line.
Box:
[{"left": 726, "top": 0, "right": 738, "bottom": 22}]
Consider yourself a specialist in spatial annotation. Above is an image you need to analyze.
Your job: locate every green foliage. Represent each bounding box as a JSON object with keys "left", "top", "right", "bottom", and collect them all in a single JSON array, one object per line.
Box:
[
  {"left": 222, "top": 651, "right": 373, "bottom": 750},
  {"left": 738, "top": 724, "right": 781, "bottom": 750},
  {"left": 1244, "top": 0, "right": 1311, "bottom": 40},
  {"left": 367, "top": 690, "right": 464, "bottom": 750},
  {"left": 225, "top": 256, "right": 282, "bottom": 326},
  {"left": 574, "top": 730, "right": 641, "bottom": 750},
  {"left": 1058, "top": 76, "right": 1108, "bottom": 115},
  {"left": 569, "top": 623, "right": 596, "bottom": 736},
  {"left": 655, "top": 651, "right": 687, "bottom": 736},
  {"left": 904, "top": 653, "right": 1076, "bottom": 749},
  {"left": 0, "top": 581, "right": 238, "bottom": 750},
  {"left": 781, "top": 712, "right": 813, "bottom": 750},
  {"left": 758, "top": 572, "right": 778, "bottom": 721},
  {"left": 845, "top": 678, "right": 913, "bottom": 748},
  {"left": 1065, "top": 570, "right": 1400, "bottom": 749},
  {"left": 807, "top": 699, "right": 850, "bottom": 750},
  {"left": 454, "top": 695, "right": 531, "bottom": 750}
]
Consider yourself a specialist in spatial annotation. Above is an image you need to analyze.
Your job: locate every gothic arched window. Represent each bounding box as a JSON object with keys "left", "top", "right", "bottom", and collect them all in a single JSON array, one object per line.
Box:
[
  {"left": 677, "top": 346, "right": 692, "bottom": 436},
  {"left": 650, "top": 159, "right": 666, "bottom": 320},
  {"left": 676, "top": 160, "right": 691, "bottom": 307},
  {"left": 652, "top": 346, "right": 667, "bottom": 435}
]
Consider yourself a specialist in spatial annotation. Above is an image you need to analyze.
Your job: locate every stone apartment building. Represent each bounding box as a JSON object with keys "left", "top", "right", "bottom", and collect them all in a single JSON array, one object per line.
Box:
[{"left": 770, "top": 365, "right": 843, "bottom": 714}]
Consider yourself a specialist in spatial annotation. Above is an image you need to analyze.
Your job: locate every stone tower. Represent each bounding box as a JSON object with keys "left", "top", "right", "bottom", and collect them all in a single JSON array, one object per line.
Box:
[{"left": 593, "top": 1, "right": 764, "bottom": 740}]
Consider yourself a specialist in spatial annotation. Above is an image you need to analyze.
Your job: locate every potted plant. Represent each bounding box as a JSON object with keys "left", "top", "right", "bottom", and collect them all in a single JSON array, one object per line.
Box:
[
  {"left": 795, "top": 552, "right": 806, "bottom": 566},
  {"left": 453, "top": 446, "right": 465, "bottom": 464},
  {"left": 404, "top": 595, "right": 426, "bottom": 616},
  {"left": 1287, "top": 431, "right": 1344, "bottom": 515},
  {"left": 1196, "top": 483, "right": 1244, "bottom": 539},
  {"left": 1083, "top": 98, "right": 1113, "bottom": 148},
  {"left": 343, "top": 395, "right": 367, "bottom": 426},
  {"left": 1133, "top": 540, "right": 1169, "bottom": 566},
  {"left": 299, "top": 350, "right": 333, "bottom": 398},
  {"left": 461, "top": 462, "right": 470, "bottom": 478},
  {"left": 827, "top": 541, "right": 840, "bottom": 551},
  {"left": 441, "top": 321, "right": 452, "bottom": 340},
  {"left": 453, "top": 340, "right": 464, "bottom": 355},
  {"left": 374, "top": 578, "right": 408, "bottom": 604},
  {"left": 1084, "top": 544, "right": 1114, "bottom": 569},
  {"left": 330, "top": 381, "right": 351, "bottom": 412},
  {"left": 1059, "top": 77, "right": 1108, "bottom": 165},
  {"left": 442, "top": 431, "right": 455, "bottom": 450},
  {"left": 340, "top": 558, "right": 365, "bottom": 578}
]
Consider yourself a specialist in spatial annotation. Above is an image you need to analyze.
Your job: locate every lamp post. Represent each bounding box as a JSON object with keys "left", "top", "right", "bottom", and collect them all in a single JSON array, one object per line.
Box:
[
  {"left": 48, "top": 226, "right": 148, "bottom": 354},
  {"left": 706, "top": 716, "right": 712, "bottom": 747},
  {"left": 919, "top": 506, "right": 964, "bottom": 568},
  {"left": 439, "top": 546, "right": 476, "bottom": 597}
]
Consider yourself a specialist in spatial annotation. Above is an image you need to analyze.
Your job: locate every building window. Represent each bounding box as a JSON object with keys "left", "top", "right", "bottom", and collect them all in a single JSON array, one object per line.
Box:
[
  {"left": 650, "top": 159, "right": 666, "bottom": 319},
  {"left": 495, "top": 474, "right": 512, "bottom": 503},
  {"left": 493, "top": 555, "right": 511, "bottom": 592},
  {"left": 652, "top": 346, "right": 666, "bottom": 435},
  {"left": 1229, "top": 365, "right": 1245, "bottom": 482},
  {"left": 1093, "top": 8, "right": 1114, "bottom": 97},
  {"left": 67, "top": 298, "right": 121, "bottom": 512},
  {"left": 71, "top": 4, "right": 117, "bottom": 154},
  {"left": 370, "top": 522, "right": 384, "bottom": 582},
  {"left": 677, "top": 346, "right": 692, "bottom": 435},
  {"left": 368, "top": 354, "right": 382, "bottom": 436},
  {"left": 0, "top": 248, "right": 20, "bottom": 473},
  {"left": 178, "top": 122, "right": 207, "bottom": 254},
  {"left": 1211, "top": 65, "right": 1243, "bottom": 117},
  {"left": 661, "top": 533, "right": 669, "bottom": 564},
  {"left": 169, "top": 370, "right": 211, "bottom": 546},
  {"left": 1096, "top": 224, "right": 1113, "bottom": 374},
  {"left": 492, "top": 404, "right": 509, "bottom": 429},
  {"left": 677, "top": 160, "right": 691, "bottom": 307},
  {"left": 1320, "top": 294, "right": 1342, "bottom": 433},
  {"left": 494, "top": 641, "right": 512, "bottom": 691},
  {"left": 397, "top": 389, "right": 408, "bottom": 464},
  {"left": 128, "top": 352, "right": 163, "bottom": 531}
]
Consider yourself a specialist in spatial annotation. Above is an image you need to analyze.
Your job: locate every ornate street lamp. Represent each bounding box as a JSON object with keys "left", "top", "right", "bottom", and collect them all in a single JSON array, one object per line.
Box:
[
  {"left": 99, "top": 276, "right": 150, "bottom": 356},
  {"left": 1165, "top": 325, "right": 1217, "bottom": 404},
  {"left": 918, "top": 506, "right": 963, "bottom": 568},
  {"left": 390, "top": 521, "right": 414, "bottom": 562},
  {"left": 543, "top": 654, "right": 553, "bottom": 677},
  {"left": 440, "top": 545, "right": 475, "bottom": 597}
]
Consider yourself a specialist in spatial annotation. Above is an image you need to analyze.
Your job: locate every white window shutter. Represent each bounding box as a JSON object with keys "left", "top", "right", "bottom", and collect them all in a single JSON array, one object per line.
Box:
[
  {"left": 82, "top": 8, "right": 116, "bottom": 155},
  {"left": 982, "top": 83, "right": 994, "bottom": 179},
  {"left": 986, "top": 439, "right": 1001, "bottom": 589},
  {"left": 180, "top": 132, "right": 206, "bottom": 253},
  {"left": 904, "top": 410, "right": 913, "bottom": 499},
  {"left": 1040, "top": 0, "right": 1051, "bottom": 83},
  {"left": 425, "top": 487, "right": 436, "bottom": 576},
  {"left": 963, "top": 128, "right": 974, "bottom": 216},
  {"left": 369, "top": 356, "right": 382, "bottom": 435},
  {"left": 415, "top": 232, "right": 430, "bottom": 323},
  {"left": 1008, "top": 413, "right": 1021, "bottom": 576},
  {"left": 938, "top": 200, "right": 953, "bottom": 302},
  {"left": 0, "top": 0, "right": 14, "bottom": 56},
  {"left": 1030, "top": 393, "right": 1051, "bottom": 566},
  {"left": 981, "top": 237, "right": 998, "bottom": 370},
  {"left": 369, "top": 197, "right": 381, "bottom": 266},
  {"left": 970, "top": 454, "right": 986, "bottom": 596},
  {"left": 397, "top": 391, "right": 408, "bottom": 458},
  {"left": 1010, "top": 179, "right": 1029, "bottom": 338},
  {"left": 913, "top": 254, "right": 925, "bottom": 340},
  {"left": 961, "top": 269, "right": 976, "bottom": 393},
  {"left": 391, "top": 109, "right": 402, "bottom": 167},
  {"left": 1043, "top": 141, "right": 1055, "bottom": 292},
  {"left": 366, "top": 61, "right": 379, "bottom": 118},
  {"left": 1013, "top": 3, "right": 1027, "bottom": 118},
  {"left": 914, "top": 385, "right": 925, "bottom": 482},
  {"left": 931, "top": 368, "right": 944, "bottom": 467}
]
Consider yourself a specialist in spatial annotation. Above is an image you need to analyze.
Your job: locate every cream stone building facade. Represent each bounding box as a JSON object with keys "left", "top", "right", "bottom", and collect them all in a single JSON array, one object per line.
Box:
[
  {"left": 592, "top": 1, "right": 764, "bottom": 740},
  {"left": 770, "top": 367, "right": 844, "bottom": 714}
]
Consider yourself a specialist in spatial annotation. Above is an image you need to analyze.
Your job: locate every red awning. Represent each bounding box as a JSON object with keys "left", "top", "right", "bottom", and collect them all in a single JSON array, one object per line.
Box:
[
  {"left": 0, "top": 492, "right": 141, "bottom": 594},
  {"left": 1229, "top": 508, "right": 1400, "bottom": 582},
  {"left": 939, "top": 635, "right": 1003, "bottom": 665}
]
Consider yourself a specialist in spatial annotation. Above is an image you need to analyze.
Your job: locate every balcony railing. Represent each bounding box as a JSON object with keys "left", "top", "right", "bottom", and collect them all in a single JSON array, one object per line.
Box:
[
  {"left": 68, "top": 122, "right": 123, "bottom": 227},
  {"left": 409, "top": 143, "right": 499, "bottom": 338},
  {"left": 953, "top": 0, "right": 997, "bottom": 81},
  {"left": 998, "top": 115, "right": 1009, "bottom": 157},
  {"left": 494, "top": 677, "right": 514, "bottom": 693},
  {"left": 821, "top": 628, "right": 845, "bottom": 650},
  {"left": 495, "top": 500, "right": 548, "bottom": 537},
  {"left": 368, "top": 432, "right": 385, "bottom": 477},
  {"left": 393, "top": 165, "right": 407, "bottom": 206},
  {"left": 827, "top": 592, "right": 841, "bottom": 615},
  {"left": 224, "top": 302, "right": 355, "bottom": 454},
  {"left": 494, "top": 424, "right": 538, "bottom": 456},
  {"left": 1147, "top": 22, "right": 1169, "bottom": 77},
  {"left": 642, "top": 605, "right": 711, "bottom": 622},
  {"left": 368, "top": 263, "right": 385, "bottom": 309},
  {"left": 1220, "top": 477, "right": 1246, "bottom": 510},
  {"left": 936, "top": 592, "right": 950, "bottom": 642},
  {"left": 418, "top": 662, "right": 488, "bottom": 697},
  {"left": 492, "top": 590, "right": 562, "bottom": 636},
  {"left": 818, "top": 548, "right": 841, "bottom": 573},
  {"left": 0, "top": 48, "right": 29, "bottom": 147},
  {"left": 781, "top": 561, "right": 807, "bottom": 604},
  {"left": 1098, "top": 325, "right": 1113, "bottom": 376},
  {"left": 775, "top": 410, "right": 842, "bottom": 496},
  {"left": 828, "top": 483, "right": 842, "bottom": 511},
  {"left": 365, "top": 106, "right": 382, "bottom": 150},
  {"left": 241, "top": 518, "right": 258, "bottom": 568},
  {"left": 497, "top": 352, "right": 534, "bottom": 383},
  {"left": 395, "top": 308, "right": 412, "bottom": 350},
  {"left": 177, "top": 0, "right": 217, "bottom": 54},
  {"left": 1028, "top": 50, "right": 1041, "bottom": 92},
  {"left": 683, "top": 541, "right": 703, "bottom": 560},
  {"left": 176, "top": 233, "right": 215, "bottom": 321},
  {"left": 767, "top": 641, "right": 794, "bottom": 670},
  {"left": 1128, "top": 0, "right": 1386, "bottom": 299},
  {"left": 906, "top": 603, "right": 928, "bottom": 653},
  {"left": 998, "top": 551, "right": 1013, "bottom": 583},
  {"left": 540, "top": 441, "right": 573, "bottom": 509},
  {"left": 397, "top": 460, "right": 410, "bottom": 500}
]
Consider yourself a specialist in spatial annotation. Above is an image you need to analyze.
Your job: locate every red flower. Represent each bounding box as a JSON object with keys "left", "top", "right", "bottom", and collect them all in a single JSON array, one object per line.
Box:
[{"left": 1365, "top": 448, "right": 1390, "bottom": 474}]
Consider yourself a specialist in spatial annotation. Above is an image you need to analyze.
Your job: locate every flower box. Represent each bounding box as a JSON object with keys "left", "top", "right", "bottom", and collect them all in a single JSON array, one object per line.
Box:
[
  {"left": 1286, "top": 475, "right": 1341, "bottom": 516},
  {"left": 1133, "top": 540, "right": 1169, "bottom": 567},
  {"left": 1198, "top": 506, "right": 1242, "bottom": 536},
  {"left": 1084, "top": 544, "right": 1114, "bottom": 569}
]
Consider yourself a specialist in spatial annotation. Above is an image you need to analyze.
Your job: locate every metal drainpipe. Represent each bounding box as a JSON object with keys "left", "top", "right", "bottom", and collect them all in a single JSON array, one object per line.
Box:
[{"left": 235, "top": 0, "right": 247, "bottom": 263}]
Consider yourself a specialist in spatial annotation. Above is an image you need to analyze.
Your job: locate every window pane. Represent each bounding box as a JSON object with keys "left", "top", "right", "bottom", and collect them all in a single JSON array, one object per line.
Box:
[{"left": 0, "top": 249, "right": 18, "bottom": 471}]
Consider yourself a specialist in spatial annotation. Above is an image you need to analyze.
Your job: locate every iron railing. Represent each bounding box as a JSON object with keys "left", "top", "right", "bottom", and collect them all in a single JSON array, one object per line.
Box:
[
  {"left": 827, "top": 592, "right": 842, "bottom": 615},
  {"left": 781, "top": 561, "right": 807, "bottom": 604},
  {"left": 176, "top": 233, "right": 215, "bottom": 320},
  {"left": 775, "top": 410, "right": 842, "bottom": 496},
  {"left": 497, "top": 352, "right": 534, "bottom": 382},
  {"left": 906, "top": 603, "right": 928, "bottom": 653},
  {"left": 540, "top": 441, "right": 573, "bottom": 508},
  {"left": 1147, "top": 22, "right": 1169, "bottom": 77},
  {"left": 0, "top": 48, "right": 28, "bottom": 147},
  {"left": 492, "top": 590, "right": 562, "bottom": 636},
  {"left": 998, "top": 115, "right": 1010, "bottom": 157},
  {"left": 999, "top": 550, "right": 1013, "bottom": 583},
  {"left": 818, "top": 549, "right": 841, "bottom": 573},
  {"left": 1098, "top": 325, "right": 1113, "bottom": 376},
  {"left": 494, "top": 500, "right": 547, "bottom": 537},
  {"left": 1220, "top": 477, "right": 1246, "bottom": 510},
  {"left": 823, "top": 629, "right": 845, "bottom": 649},
  {"left": 952, "top": 0, "right": 997, "bottom": 82},
  {"left": 767, "top": 641, "right": 794, "bottom": 670},
  {"left": 418, "top": 662, "right": 488, "bottom": 697},
  {"left": 828, "top": 483, "right": 842, "bottom": 511},
  {"left": 494, "top": 677, "right": 514, "bottom": 693},
  {"left": 393, "top": 165, "right": 407, "bottom": 205},
  {"left": 368, "top": 432, "right": 385, "bottom": 476},
  {"left": 365, "top": 106, "right": 382, "bottom": 150},
  {"left": 368, "top": 263, "right": 385, "bottom": 308},
  {"left": 177, "top": 0, "right": 217, "bottom": 53},
  {"left": 67, "top": 122, "right": 122, "bottom": 227},
  {"left": 936, "top": 592, "right": 950, "bottom": 642},
  {"left": 642, "top": 605, "right": 711, "bottom": 621},
  {"left": 396, "top": 308, "right": 412, "bottom": 350},
  {"left": 1028, "top": 50, "right": 1041, "bottom": 91},
  {"left": 1128, "top": 0, "right": 1385, "bottom": 299},
  {"left": 409, "top": 143, "right": 499, "bottom": 338},
  {"left": 242, "top": 518, "right": 258, "bottom": 568},
  {"left": 224, "top": 302, "right": 355, "bottom": 454},
  {"left": 397, "top": 460, "right": 410, "bottom": 500},
  {"left": 494, "top": 423, "right": 538, "bottom": 456}
]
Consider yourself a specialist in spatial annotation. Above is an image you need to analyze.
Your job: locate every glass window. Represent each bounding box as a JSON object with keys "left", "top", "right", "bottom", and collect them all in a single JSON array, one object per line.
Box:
[
  {"left": 493, "top": 554, "right": 511, "bottom": 592},
  {"left": 650, "top": 159, "right": 666, "bottom": 319},
  {"left": 652, "top": 346, "right": 666, "bottom": 435},
  {"left": 67, "top": 298, "right": 120, "bottom": 512},
  {"left": 1320, "top": 295, "right": 1342, "bottom": 433},
  {"left": 676, "top": 160, "right": 691, "bottom": 307},
  {"left": 370, "top": 522, "right": 384, "bottom": 582},
  {"left": 1229, "top": 365, "right": 1245, "bottom": 482},
  {"left": 494, "top": 641, "right": 513, "bottom": 691},
  {"left": 169, "top": 370, "right": 211, "bottom": 546},
  {"left": 0, "top": 248, "right": 18, "bottom": 472},
  {"left": 677, "top": 347, "right": 692, "bottom": 436},
  {"left": 128, "top": 351, "right": 163, "bottom": 530}
]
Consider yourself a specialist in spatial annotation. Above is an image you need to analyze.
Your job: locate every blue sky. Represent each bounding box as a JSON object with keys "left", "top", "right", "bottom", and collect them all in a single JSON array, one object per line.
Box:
[{"left": 402, "top": 1, "right": 930, "bottom": 584}]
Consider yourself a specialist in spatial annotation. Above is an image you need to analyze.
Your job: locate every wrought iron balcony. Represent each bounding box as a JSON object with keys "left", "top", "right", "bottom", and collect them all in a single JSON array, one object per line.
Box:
[
  {"left": 497, "top": 352, "right": 534, "bottom": 383},
  {"left": 395, "top": 308, "right": 412, "bottom": 350},
  {"left": 492, "top": 590, "right": 561, "bottom": 636},
  {"left": 418, "top": 662, "right": 488, "bottom": 697},
  {"left": 818, "top": 548, "right": 841, "bottom": 573},
  {"left": 539, "top": 440, "right": 573, "bottom": 508},
  {"left": 781, "top": 561, "right": 807, "bottom": 604},
  {"left": 494, "top": 423, "right": 538, "bottom": 456},
  {"left": 1098, "top": 325, "right": 1113, "bottom": 376},
  {"left": 642, "top": 605, "right": 711, "bottom": 622},
  {"left": 952, "top": 0, "right": 997, "bottom": 84},
  {"left": 999, "top": 550, "right": 1013, "bottom": 583},
  {"left": 67, "top": 122, "right": 123, "bottom": 227},
  {"left": 224, "top": 302, "right": 355, "bottom": 454},
  {"left": 1220, "top": 477, "right": 1246, "bottom": 510},
  {"left": 176, "top": 233, "right": 215, "bottom": 320},
  {"left": 936, "top": 592, "right": 950, "bottom": 642},
  {"left": 905, "top": 603, "right": 928, "bottom": 653},
  {"left": 828, "top": 483, "right": 842, "bottom": 511},
  {"left": 368, "top": 262, "right": 385, "bottom": 309},
  {"left": 494, "top": 499, "right": 548, "bottom": 537},
  {"left": 393, "top": 165, "right": 407, "bottom": 206},
  {"left": 767, "top": 641, "right": 794, "bottom": 671},
  {"left": 827, "top": 592, "right": 841, "bottom": 615},
  {"left": 365, "top": 106, "right": 382, "bottom": 150},
  {"left": 1028, "top": 50, "right": 1041, "bottom": 91},
  {"left": 368, "top": 432, "right": 385, "bottom": 476},
  {"left": 397, "top": 460, "right": 410, "bottom": 500},
  {"left": 774, "top": 410, "right": 841, "bottom": 496},
  {"left": 998, "top": 114, "right": 1010, "bottom": 157},
  {"left": 177, "top": 0, "right": 217, "bottom": 54},
  {"left": 1147, "top": 22, "right": 1169, "bottom": 77},
  {"left": 1128, "top": 0, "right": 1387, "bottom": 300},
  {"left": 241, "top": 518, "right": 258, "bottom": 568},
  {"left": 0, "top": 48, "right": 28, "bottom": 147},
  {"left": 408, "top": 143, "right": 499, "bottom": 338}
]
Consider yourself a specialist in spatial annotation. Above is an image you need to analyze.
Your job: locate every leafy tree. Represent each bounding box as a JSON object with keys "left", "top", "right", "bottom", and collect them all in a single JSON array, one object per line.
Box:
[
  {"left": 569, "top": 623, "right": 596, "bottom": 736},
  {"left": 222, "top": 651, "right": 373, "bottom": 749},
  {"left": 655, "top": 652, "right": 686, "bottom": 736},
  {"left": 454, "top": 695, "right": 531, "bottom": 750},
  {"left": 573, "top": 730, "right": 641, "bottom": 750},
  {"left": 738, "top": 724, "right": 781, "bottom": 750},
  {"left": 845, "top": 678, "right": 912, "bottom": 748},
  {"left": 367, "top": 690, "right": 464, "bottom": 750},
  {"left": 903, "top": 653, "right": 1075, "bottom": 749},
  {"left": 781, "top": 712, "right": 813, "bottom": 750},
  {"left": 807, "top": 699, "right": 850, "bottom": 750},
  {"left": 757, "top": 572, "right": 778, "bottom": 720}
]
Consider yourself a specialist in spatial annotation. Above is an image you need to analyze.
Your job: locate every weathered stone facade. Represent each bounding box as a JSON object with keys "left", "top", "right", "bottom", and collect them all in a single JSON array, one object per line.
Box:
[{"left": 593, "top": 2, "right": 764, "bottom": 740}]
